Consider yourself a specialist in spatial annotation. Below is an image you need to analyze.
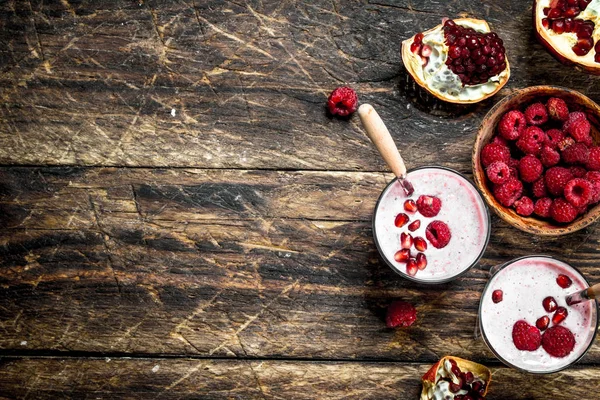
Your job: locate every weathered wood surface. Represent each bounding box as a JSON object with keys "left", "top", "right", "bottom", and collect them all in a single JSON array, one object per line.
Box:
[{"left": 1, "top": 358, "right": 599, "bottom": 400}]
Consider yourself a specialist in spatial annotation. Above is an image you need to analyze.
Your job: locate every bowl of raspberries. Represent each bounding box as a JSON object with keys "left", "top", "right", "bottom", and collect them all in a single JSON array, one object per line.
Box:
[{"left": 473, "top": 86, "right": 600, "bottom": 235}]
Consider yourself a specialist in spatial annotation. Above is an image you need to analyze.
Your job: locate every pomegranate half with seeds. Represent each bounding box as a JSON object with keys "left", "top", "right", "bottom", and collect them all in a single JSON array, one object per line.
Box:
[
  {"left": 402, "top": 18, "right": 511, "bottom": 104},
  {"left": 534, "top": 0, "right": 600, "bottom": 74}
]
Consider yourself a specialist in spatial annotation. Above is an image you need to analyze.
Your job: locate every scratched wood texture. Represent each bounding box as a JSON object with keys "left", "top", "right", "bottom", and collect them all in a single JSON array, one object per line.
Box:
[{"left": 2, "top": 0, "right": 600, "bottom": 398}]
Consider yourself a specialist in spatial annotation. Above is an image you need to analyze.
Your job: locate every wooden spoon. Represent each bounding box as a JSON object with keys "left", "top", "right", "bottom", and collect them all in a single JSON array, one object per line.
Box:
[
  {"left": 566, "top": 282, "right": 600, "bottom": 306},
  {"left": 358, "top": 104, "right": 414, "bottom": 196}
]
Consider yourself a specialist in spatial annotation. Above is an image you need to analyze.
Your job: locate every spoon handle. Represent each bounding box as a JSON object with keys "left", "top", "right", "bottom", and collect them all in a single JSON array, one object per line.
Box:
[
  {"left": 587, "top": 282, "right": 600, "bottom": 300},
  {"left": 566, "top": 282, "right": 600, "bottom": 306}
]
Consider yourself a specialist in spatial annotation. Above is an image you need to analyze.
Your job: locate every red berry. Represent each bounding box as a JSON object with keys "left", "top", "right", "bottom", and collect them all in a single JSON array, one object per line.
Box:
[
  {"left": 404, "top": 199, "right": 417, "bottom": 212},
  {"left": 525, "top": 102, "right": 549, "bottom": 126},
  {"left": 536, "top": 316, "right": 550, "bottom": 331},
  {"left": 386, "top": 301, "right": 417, "bottom": 328},
  {"left": 486, "top": 161, "right": 511, "bottom": 184},
  {"left": 517, "top": 126, "right": 547, "bottom": 155},
  {"left": 545, "top": 167, "right": 574, "bottom": 196},
  {"left": 514, "top": 196, "right": 534, "bottom": 216},
  {"left": 546, "top": 129, "right": 567, "bottom": 149},
  {"left": 414, "top": 236, "right": 427, "bottom": 251},
  {"left": 552, "top": 306, "right": 568, "bottom": 325},
  {"left": 543, "top": 296, "right": 558, "bottom": 312},
  {"left": 492, "top": 135, "right": 508, "bottom": 146},
  {"left": 557, "top": 274, "right": 573, "bottom": 288},
  {"left": 564, "top": 178, "right": 594, "bottom": 207},
  {"left": 425, "top": 220, "right": 451, "bottom": 249},
  {"left": 481, "top": 143, "right": 511, "bottom": 167},
  {"left": 498, "top": 110, "right": 527, "bottom": 140},
  {"left": 569, "top": 166, "right": 587, "bottom": 178},
  {"left": 416, "top": 253, "right": 427, "bottom": 270},
  {"left": 534, "top": 197, "right": 553, "bottom": 218},
  {"left": 558, "top": 136, "right": 576, "bottom": 152},
  {"left": 565, "top": 117, "right": 591, "bottom": 143},
  {"left": 585, "top": 171, "right": 600, "bottom": 203},
  {"left": 532, "top": 178, "right": 548, "bottom": 198},
  {"left": 394, "top": 213, "right": 409, "bottom": 228},
  {"left": 561, "top": 142, "right": 589, "bottom": 164},
  {"left": 327, "top": 87, "right": 358, "bottom": 117},
  {"left": 394, "top": 248, "right": 410, "bottom": 263},
  {"left": 400, "top": 232, "right": 413, "bottom": 249},
  {"left": 408, "top": 220, "right": 421, "bottom": 231},
  {"left": 542, "top": 325, "right": 575, "bottom": 358},
  {"left": 416, "top": 195, "right": 442, "bottom": 217},
  {"left": 512, "top": 320, "right": 542, "bottom": 351},
  {"left": 492, "top": 289, "right": 503, "bottom": 303},
  {"left": 406, "top": 258, "right": 418, "bottom": 276},
  {"left": 586, "top": 146, "right": 600, "bottom": 170},
  {"left": 493, "top": 177, "right": 524, "bottom": 207},
  {"left": 563, "top": 111, "right": 587, "bottom": 133},
  {"left": 518, "top": 155, "right": 543, "bottom": 183},
  {"left": 547, "top": 97, "right": 569, "bottom": 121},
  {"left": 540, "top": 145, "right": 561, "bottom": 167},
  {"left": 550, "top": 198, "right": 578, "bottom": 223}
]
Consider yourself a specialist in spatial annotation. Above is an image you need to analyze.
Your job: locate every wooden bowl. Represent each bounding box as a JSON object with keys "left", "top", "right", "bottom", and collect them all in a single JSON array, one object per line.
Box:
[{"left": 473, "top": 86, "right": 600, "bottom": 236}]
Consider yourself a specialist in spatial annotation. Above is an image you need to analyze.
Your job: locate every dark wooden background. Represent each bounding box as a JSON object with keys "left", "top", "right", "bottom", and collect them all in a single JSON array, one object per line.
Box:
[{"left": 2, "top": 1, "right": 600, "bottom": 398}]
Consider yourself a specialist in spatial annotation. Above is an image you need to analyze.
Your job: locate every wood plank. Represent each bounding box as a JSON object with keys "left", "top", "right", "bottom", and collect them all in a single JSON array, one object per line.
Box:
[
  {"left": 1, "top": 167, "right": 600, "bottom": 362},
  {"left": 0, "top": 357, "right": 598, "bottom": 399}
]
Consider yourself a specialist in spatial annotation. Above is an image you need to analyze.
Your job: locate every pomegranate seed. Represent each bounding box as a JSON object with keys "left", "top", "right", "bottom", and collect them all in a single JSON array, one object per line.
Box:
[
  {"left": 580, "top": 0, "right": 591, "bottom": 9},
  {"left": 406, "top": 258, "right": 418, "bottom": 276},
  {"left": 544, "top": 7, "right": 551, "bottom": 15},
  {"left": 449, "top": 382, "right": 461, "bottom": 393},
  {"left": 557, "top": 274, "right": 573, "bottom": 288},
  {"left": 464, "top": 371, "right": 474, "bottom": 384},
  {"left": 414, "top": 236, "right": 427, "bottom": 251},
  {"left": 400, "top": 232, "right": 413, "bottom": 249},
  {"left": 394, "top": 248, "right": 410, "bottom": 263},
  {"left": 449, "top": 46, "right": 461, "bottom": 59},
  {"left": 394, "top": 213, "right": 409, "bottom": 228},
  {"left": 564, "top": 17, "right": 574, "bottom": 32},
  {"left": 404, "top": 199, "right": 417, "bottom": 213},
  {"left": 451, "top": 364, "right": 462, "bottom": 377},
  {"left": 408, "top": 220, "right": 421, "bottom": 232},
  {"left": 410, "top": 41, "right": 421, "bottom": 53},
  {"left": 448, "top": 359, "right": 457, "bottom": 367},
  {"left": 548, "top": 8, "right": 562, "bottom": 19},
  {"left": 536, "top": 315, "right": 550, "bottom": 331},
  {"left": 542, "top": 18, "right": 550, "bottom": 29},
  {"left": 564, "top": 6, "right": 580, "bottom": 17},
  {"left": 416, "top": 253, "right": 427, "bottom": 270},
  {"left": 542, "top": 296, "right": 558, "bottom": 312},
  {"left": 492, "top": 289, "right": 503, "bottom": 303},
  {"left": 595, "top": 53, "right": 600, "bottom": 63},
  {"left": 553, "top": 19, "right": 565, "bottom": 34},
  {"left": 552, "top": 307, "right": 568, "bottom": 324},
  {"left": 414, "top": 32, "right": 424, "bottom": 43},
  {"left": 567, "top": 0, "right": 579, "bottom": 5},
  {"left": 420, "top": 45, "right": 432, "bottom": 57},
  {"left": 471, "top": 381, "right": 482, "bottom": 392}
]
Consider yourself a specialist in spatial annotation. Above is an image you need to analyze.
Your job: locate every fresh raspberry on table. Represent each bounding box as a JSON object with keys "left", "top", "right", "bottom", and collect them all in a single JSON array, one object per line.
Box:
[
  {"left": 493, "top": 177, "right": 523, "bottom": 207},
  {"left": 486, "top": 161, "right": 511, "bottom": 184},
  {"left": 517, "top": 126, "right": 546, "bottom": 155},
  {"left": 565, "top": 118, "right": 591, "bottom": 144},
  {"left": 327, "top": 86, "right": 358, "bottom": 117},
  {"left": 514, "top": 196, "right": 534, "bottom": 216},
  {"left": 564, "top": 178, "right": 594, "bottom": 208},
  {"left": 416, "top": 195, "right": 442, "bottom": 217},
  {"left": 524, "top": 103, "right": 549, "bottom": 126},
  {"left": 534, "top": 197, "right": 553, "bottom": 218},
  {"left": 545, "top": 167, "right": 574, "bottom": 197},
  {"left": 586, "top": 147, "right": 600, "bottom": 171},
  {"left": 569, "top": 166, "right": 587, "bottom": 178},
  {"left": 532, "top": 178, "right": 548, "bottom": 198},
  {"left": 512, "top": 320, "right": 541, "bottom": 351},
  {"left": 561, "top": 142, "right": 589, "bottom": 165},
  {"left": 547, "top": 97, "right": 569, "bottom": 121},
  {"left": 481, "top": 143, "right": 511, "bottom": 167},
  {"left": 425, "top": 220, "right": 451, "bottom": 249},
  {"left": 545, "top": 129, "right": 566, "bottom": 149},
  {"left": 498, "top": 110, "right": 527, "bottom": 140},
  {"left": 585, "top": 171, "right": 600, "bottom": 203},
  {"left": 386, "top": 300, "right": 417, "bottom": 328},
  {"left": 542, "top": 326, "right": 575, "bottom": 358},
  {"left": 550, "top": 198, "right": 578, "bottom": 223},
  {"left": 540, "top": 145, "right": 560, "bottom": 168},
  {"left": 518, "top": 155, "right": 543, "bottom": 183}
]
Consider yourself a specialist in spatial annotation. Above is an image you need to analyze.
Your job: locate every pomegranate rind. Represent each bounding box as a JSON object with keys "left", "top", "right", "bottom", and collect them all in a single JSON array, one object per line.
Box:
[
  {"left": 402, "top": 18, "right": 511, "bottom": 104},
  {"left": 420, "top": 356, "right": 492, "bottom": 400},
  {"left": 534, "top": 0, "right": 600, "bottom": 75}
]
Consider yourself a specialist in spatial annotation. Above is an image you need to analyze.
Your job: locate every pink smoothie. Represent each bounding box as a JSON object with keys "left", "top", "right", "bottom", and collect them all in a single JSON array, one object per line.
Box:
[
  {"left": 373, "top": 167, "right": 490, "bottom": 283},
  {"left": 480, "top": 256, "right": 597, "bottom": 373}
]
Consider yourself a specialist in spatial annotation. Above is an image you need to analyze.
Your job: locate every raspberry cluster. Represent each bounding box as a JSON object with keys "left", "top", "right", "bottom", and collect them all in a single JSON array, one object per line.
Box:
[{"left": 483, "top": 97, "right": 600, "bottom": 224}]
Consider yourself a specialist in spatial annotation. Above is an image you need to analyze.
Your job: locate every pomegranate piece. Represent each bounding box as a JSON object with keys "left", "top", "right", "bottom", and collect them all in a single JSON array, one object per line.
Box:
[
  {"left": 400, "top": 232, "right": 413, "bottom": 249},
  {"left": 404, "top": 199, "right": 417, "bottom": 213},
  {"left": 406, "top": 258, "right": 418, "bottom": 276},
  {"left": 552, "top": 307, "right": 568, "bottom": 325},
  {"left": 394, "top": 213, "right": 410, "bottom": 228},
  {"left": 416, "top": 253, "right": 427, "bottom": 270},
  {"left": 386, "top": 300, "right": 417, "bottom": 328},
  {"left": 536, "top": 315, "right": 550, "bottom": 331},
  {"left": 542, "top": 296, "right": 558, "bottom": 312},
  {"left": 556, "top": 274, "right": 573, "bottom": 288},
  {"left": 394, "top": 248, "right": 411, "bottom": 263},
  {"left": 414, "top": 236, "right": 427, "bottom": 251},
  {"left": 408, "top": 220, "right": 421, "bottom": 232},
  {"left": 492, "top": 289, "right": 503, "bottom": 303}
]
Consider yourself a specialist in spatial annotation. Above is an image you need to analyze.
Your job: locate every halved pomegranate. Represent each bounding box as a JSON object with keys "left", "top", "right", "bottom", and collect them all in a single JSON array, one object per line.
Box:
[
  {"left": 402, "top": 18, "right": 511, "bottom": 104},
  {"left": 534, "top": 0, "right": 600, "bottom": 74}
]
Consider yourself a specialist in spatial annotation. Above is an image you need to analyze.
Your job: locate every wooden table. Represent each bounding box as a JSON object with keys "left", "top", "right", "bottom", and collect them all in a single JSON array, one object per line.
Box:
[{"left": 1, "top": 1, "right": 600, "bottom": 398}]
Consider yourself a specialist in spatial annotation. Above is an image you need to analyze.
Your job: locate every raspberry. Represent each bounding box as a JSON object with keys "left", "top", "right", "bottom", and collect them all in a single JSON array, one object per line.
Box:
[
  {"left": 558, "top": 137, "right": 576, "bottom": 152},
  {"left": 550, "top": 198, "right": 578, "bottom": 223},
  {"left": 512, "top": 320, "right": 541, "bottom": 351},
  {"left": 564, "top": 178, "right": 594, "bottom": 207},
  {"left": 534, "top": 197, "right": 553, "bottom": 218},
  {"left": 545, "top": 129, "right": 566, "bottom": 149},
  {"left": 517, "top": 126, "right": 546, "bottom": 155},
  {"left": 492, "top": 135, "right": 508, "bottom": 146},
  {"left": 566, "top": 118, "right": 592, "bottom": 143},
  {"left": 541, "top": 326, "right": 575, "bottom": 358},
  {"left": 498, "top": 110, "right": 527, "bottom": 140},
  {"left": 585, "top": 171, "right": 600, "bottom": 203},
  {"left": 486, "top": 161, "right": 510, "bottom": 184},
  {"left": 425, "top": 220, "right": 451, "bottom": 249},
  {"left": 563, "top": 111, "right": 587, "bottom": 132},
  {"left": 327, "top": 86, "right": 358, "bottom": 117},
  {"left": 386, "top": 300, "right": 417, "bottom": 328},
  {"left": 416, "top": 195, "right": 442, "bottom": 217},
  {"left": 481, "top": 143, "right": 511, "bottom": 167},
  {"left": 545, "top": 167, "right": 574, "bottom": 197},
  {"left": 518, "top": 155, "right": 543, "bottom": 183},
  {"left": 524, "top": 103, "right": 549, "bottom": 126},
  {"left": 514, "top": 196, "right": 534, "bottom": 216},
  {"left": 493, "top": 177, "right": 523, "bottom": 207},
  {"left": 561, "top": 142, "right": 589, "bottom": 164},
  {"left": 540, "top": 145, "right": 560, "bottom": 167},
  {"left": 586, "top": 146, "right": 600, "bottom": 171},
  {"left": 532, "top": 178, "right": 547, "bottom": 198},
  {"left": 547, "top": 97, "right": 569, "bottom": 121}
]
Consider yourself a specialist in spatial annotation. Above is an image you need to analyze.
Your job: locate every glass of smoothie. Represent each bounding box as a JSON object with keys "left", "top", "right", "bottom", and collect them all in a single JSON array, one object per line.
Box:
[
  {"left": 372, "top": 166, "right": 491, "bottom": 284},
  {"left": 479, "top": 256, "right": 598, "bottom": 373}
]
